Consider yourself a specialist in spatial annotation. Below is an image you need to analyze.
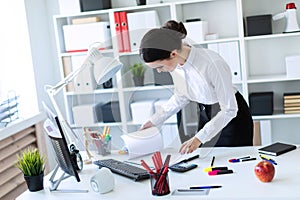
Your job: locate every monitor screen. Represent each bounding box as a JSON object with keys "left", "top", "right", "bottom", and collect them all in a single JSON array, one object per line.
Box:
[{"left": 42, "top": 102, "right": 83, "bottom": 191}]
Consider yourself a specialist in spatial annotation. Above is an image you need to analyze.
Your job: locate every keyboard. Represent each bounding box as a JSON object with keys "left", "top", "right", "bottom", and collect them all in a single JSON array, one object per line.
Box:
[{"left": 93, "top": 159, "right": 150, "bottom": 181}]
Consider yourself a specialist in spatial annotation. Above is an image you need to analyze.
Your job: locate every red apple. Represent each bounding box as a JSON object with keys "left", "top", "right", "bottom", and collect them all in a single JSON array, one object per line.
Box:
[{"left": 254, "top": 161, "right": 275, "bottom": 182}]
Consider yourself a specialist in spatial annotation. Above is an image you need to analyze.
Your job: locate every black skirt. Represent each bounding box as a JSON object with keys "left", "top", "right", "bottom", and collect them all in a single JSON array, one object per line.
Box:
[{"left": 198, "top": 92, "right": 253, "bottom": 147}]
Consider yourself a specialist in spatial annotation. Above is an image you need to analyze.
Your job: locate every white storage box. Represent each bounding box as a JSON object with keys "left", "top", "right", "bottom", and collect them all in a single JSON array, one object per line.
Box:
[
  {"left": 130, "top": 100, "right": 156, "bottom": 124},
  {"left": 63, "top": 22, "right": 112, "bottom": 52},
  {"left": 72, "top": 103, "right": 102, "bottom": 126},
  {"left": 71, "top": 55, "right": 97, "bottom": 92},
  {"left": 183, "top": 21, "right": 208, "bottom": 44},
  {"left": 207, "top": 42, "right": 241, "bottom": 83},
  {"left": 154, "top": 99, "right": 177, "bottom": 124},
  {"left": 286, "top": 55, "right": 300, "bottom": 78},
  {"left": 58, "top": 0, "right": 81, "bottom": 15},
  {"left": 127, "top": 10, "right": 160, "bottom": 51}
]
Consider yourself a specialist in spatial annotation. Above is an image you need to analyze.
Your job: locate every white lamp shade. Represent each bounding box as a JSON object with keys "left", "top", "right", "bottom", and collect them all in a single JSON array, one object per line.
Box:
[{"left": 93, "top": 57, "right": 123, "bottom": 85}]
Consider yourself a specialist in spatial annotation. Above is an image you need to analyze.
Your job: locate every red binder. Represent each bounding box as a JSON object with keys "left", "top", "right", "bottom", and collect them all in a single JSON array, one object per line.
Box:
[
  {"left": 119, "top": 11, "right": 131, "bottom": 52},
  {"left": 114, "top": 12, "right": 124, "bottom": 53}
]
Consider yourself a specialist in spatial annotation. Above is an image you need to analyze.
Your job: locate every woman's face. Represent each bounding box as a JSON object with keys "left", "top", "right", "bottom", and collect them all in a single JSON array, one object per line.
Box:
[{"left": 146, "top": 54, "right": 178, "bottom": 73}]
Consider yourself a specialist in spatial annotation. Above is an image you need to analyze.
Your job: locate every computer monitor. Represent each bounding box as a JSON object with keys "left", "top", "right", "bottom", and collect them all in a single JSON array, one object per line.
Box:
[{"left": 43, "top": 102, "right": 86, "bottom": 192}]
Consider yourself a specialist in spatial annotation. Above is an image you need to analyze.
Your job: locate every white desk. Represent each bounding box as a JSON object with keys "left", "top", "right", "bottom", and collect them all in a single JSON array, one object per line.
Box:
[{"left": 17, "top": 146, "right": 300, "bottom": 200}]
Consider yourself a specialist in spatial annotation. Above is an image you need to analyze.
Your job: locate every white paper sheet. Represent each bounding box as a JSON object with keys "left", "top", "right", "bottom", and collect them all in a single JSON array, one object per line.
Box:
[{"left": 121, "top": 127, "right": 163, "bottom": 159}]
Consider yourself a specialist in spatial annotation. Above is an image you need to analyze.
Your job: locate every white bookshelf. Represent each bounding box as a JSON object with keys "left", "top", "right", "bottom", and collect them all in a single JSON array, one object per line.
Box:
[{"left": 53, "top": 0, "right": 300, "bottom": 148}]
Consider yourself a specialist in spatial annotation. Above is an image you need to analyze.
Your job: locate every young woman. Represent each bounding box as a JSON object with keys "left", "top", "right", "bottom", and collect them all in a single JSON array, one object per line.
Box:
[{"left": 139, "top": 20, "right": 253, "bottom": 154}]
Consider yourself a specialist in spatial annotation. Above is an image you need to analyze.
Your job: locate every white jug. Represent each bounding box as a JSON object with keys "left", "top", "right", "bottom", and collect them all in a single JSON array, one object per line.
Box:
[{"left": 273, "top": 3, "right": 300, "bottom": 33}]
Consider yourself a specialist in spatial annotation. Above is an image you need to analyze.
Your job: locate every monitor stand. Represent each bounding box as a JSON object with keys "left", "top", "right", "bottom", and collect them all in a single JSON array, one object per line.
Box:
[{"left": 49, "top": 164, "right": 88, "bottom": 193}]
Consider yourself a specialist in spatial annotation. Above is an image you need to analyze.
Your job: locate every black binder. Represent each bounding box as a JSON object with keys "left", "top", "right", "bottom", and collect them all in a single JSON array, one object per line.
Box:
[{"left": 258, "top": 142, "right": 297, "bottom": 156}]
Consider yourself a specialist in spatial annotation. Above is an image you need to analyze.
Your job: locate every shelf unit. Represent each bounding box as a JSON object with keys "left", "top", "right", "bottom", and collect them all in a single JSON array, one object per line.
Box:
[{"left": 53, "top": 0, "right": 300, "bottom": 149}]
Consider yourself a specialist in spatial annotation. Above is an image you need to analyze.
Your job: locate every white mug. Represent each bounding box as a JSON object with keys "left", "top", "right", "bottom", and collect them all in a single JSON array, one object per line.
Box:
[{"left": 90, "top": 167, "right": 115, "bottom": 194}]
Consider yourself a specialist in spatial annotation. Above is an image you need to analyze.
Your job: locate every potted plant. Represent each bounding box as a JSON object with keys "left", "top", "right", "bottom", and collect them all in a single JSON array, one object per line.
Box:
[
  {"left": 129, "top": 63, "right": 146, "bottom": 86},
  {"left": 16, "top": 147, "right": 45, "bottom": 192}
]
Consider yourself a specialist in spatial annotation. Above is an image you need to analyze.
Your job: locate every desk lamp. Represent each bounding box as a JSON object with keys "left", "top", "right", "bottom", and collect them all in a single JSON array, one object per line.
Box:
[{"left": 45, "top": 46, "right": 123, "bottom": 148}]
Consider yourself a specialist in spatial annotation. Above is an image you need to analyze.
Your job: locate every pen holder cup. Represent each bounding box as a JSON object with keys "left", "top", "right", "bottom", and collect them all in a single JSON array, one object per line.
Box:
[
  {"left": 149, "top": 171, "right": 170, "bottom": 196},
  {"left": 93, "top": 139, "right": 111, "bottom": 156}
]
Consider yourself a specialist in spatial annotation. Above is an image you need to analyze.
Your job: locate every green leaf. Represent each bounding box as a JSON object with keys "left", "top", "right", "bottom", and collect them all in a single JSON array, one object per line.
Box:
[
  {"left": 129, "top": 63, "right": 146, "bottom": 77},
  {"left": 15, "top": 147, "right": 45, "bottom": 176}
]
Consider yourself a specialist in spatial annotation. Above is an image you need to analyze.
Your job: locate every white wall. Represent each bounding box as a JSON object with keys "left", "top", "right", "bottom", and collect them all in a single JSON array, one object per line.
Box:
[
  {"left": 24, "top": 0, "right": 62, "bottom": 113},
  {"left": 23, "top": 0, "right": 61, "bottom": 170}
]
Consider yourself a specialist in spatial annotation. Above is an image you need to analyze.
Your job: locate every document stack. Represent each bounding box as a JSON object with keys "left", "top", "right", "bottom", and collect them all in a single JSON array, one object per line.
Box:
[
  {"left": 0, "top": 91, "right": 19, "bottom": 127},
  {"left": 283, "top": 93, "right": 300, "bottom": 114}
]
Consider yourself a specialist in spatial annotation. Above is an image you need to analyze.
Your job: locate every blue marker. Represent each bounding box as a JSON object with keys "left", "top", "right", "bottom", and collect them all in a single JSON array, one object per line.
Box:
[{"left": 190, "top": 186, "right": 222, "bottom": 189}]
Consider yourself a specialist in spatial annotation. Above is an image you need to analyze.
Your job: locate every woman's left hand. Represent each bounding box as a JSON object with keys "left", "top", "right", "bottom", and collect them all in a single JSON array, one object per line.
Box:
[
  {"left": 179, "top": 137, "right": 201, "bottom": 154},
  {"left": 139, "top": 121, "right": 154, "bottom": 130}
]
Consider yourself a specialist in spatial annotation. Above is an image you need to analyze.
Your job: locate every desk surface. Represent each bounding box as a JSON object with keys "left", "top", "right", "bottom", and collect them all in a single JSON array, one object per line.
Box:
[{"left": 17, "top": 146, "right": 300, "bottom": 200}]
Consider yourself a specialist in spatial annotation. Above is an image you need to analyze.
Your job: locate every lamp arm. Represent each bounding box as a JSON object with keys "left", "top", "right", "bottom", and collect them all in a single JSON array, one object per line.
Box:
[
  {"left": 44, "top": 59, "right": 90, "bottom": 144},
  {"left": 44, "top": 46, "right": 122, "bottom": 148},
  {"left": 49, "top": 46, "right": 103, "bottom": 95},
  {"left": 48, "top": 62, "right": 91, "bottom": 96},
  {"left": 45, "top": 62, "right": 92, "bottom": 145}
]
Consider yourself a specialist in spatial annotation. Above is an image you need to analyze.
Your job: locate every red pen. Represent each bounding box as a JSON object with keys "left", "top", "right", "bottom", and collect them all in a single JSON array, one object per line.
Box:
[
  {"left": 152, "top": 155, "right": 161, "bottom": 173},
  {"left": 155, "top": 151, "right": 163, "bottom": 169},
  {"left": 141, "top": 160, "right": 155, "bottom": 174}
]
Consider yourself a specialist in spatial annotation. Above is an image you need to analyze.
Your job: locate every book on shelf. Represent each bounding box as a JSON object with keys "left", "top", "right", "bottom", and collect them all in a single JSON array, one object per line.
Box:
[
  {"left": 258, "top": 142, "right": 297, "bottom": 156},
  {"left": 284, "top": 110, "right": 300, "bottom": 114},
  {"left": 283, "top": 99, "right": 300, "bottom": 104},
  {"left": 72, "top": 16, "right": 101, "bottom": 24},
  {"left": 283, "top": 93, "right": 300, "bottom": 99},
  {"left": 62, "top": 56, "right": 74, "bottom": 92},
  {"left": 284, "top": 103, "right": 300, "bottom": 107},
  {"left": 284, "top": 106, "right": 300, "bottom": 111}
]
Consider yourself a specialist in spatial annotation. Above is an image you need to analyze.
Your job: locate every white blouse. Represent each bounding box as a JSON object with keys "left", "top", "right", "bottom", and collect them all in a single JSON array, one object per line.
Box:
[{"left": 150, "top": 46, "right": 238, "bottom": 143}]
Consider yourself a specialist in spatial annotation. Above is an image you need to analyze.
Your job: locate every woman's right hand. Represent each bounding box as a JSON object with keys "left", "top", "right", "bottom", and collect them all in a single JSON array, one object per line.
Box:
[
  {"left": 179, "top": 136, "right": 201, "bottom": 154},
  {"left": 139, "top": 121, "right": 154, "bottom": 130}
]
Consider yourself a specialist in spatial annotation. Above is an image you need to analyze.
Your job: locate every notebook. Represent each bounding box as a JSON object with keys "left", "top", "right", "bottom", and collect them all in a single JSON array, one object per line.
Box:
[{"left": 258, "top": 142, "right": 297, "bottom": 156}]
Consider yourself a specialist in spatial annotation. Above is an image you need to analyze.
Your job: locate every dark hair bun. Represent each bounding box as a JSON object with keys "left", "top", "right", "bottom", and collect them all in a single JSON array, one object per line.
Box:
[{"left": 162, "top": 20, "right": 187, "bottom": 39}]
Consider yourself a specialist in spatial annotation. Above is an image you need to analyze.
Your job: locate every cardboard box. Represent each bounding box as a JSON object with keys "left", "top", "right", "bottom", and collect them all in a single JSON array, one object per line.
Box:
[
  {"left": 63, "top": 22, "right": 112, "bottom": 52},
  {"left": 72, "top": 103, "right": 103, "bottom": 125},
  {"left": 130, "top": 100, "right": 156, "bottom": 124},
  {"left": 286, "top": 55, "right": 300, "bottom": 78},
  {"left": 183, "top": 21, "right": 208, "bottom": 43}
]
